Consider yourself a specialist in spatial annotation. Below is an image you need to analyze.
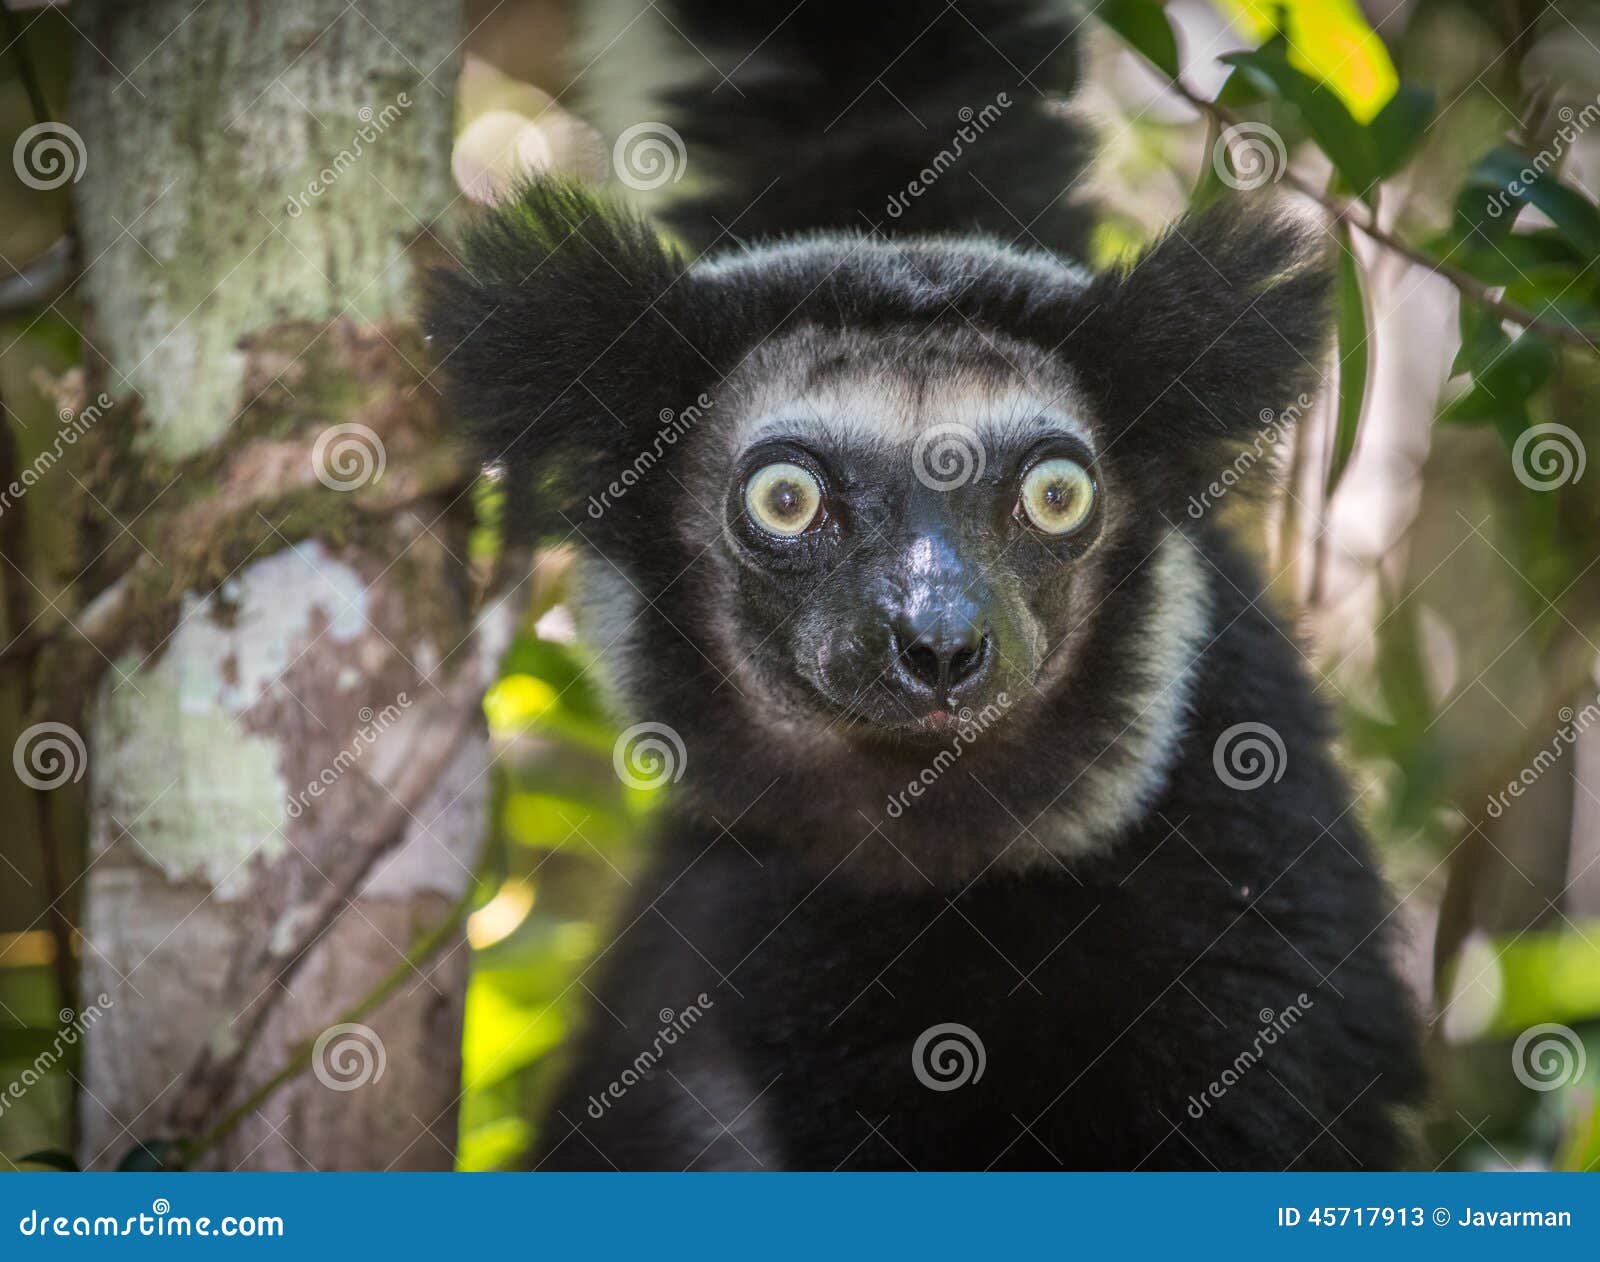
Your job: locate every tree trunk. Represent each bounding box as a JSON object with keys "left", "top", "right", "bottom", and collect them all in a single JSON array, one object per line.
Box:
[{"left": 69, "top": 0, "right": 485, "bottom": 1171}]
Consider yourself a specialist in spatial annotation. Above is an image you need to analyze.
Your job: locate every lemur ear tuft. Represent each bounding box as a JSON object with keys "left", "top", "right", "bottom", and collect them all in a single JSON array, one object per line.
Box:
[
  {"left": 423, "top": 178, "right": 709, "bottom": 541},
  {"left": 1073, "top": 199, "right": 1332, "bottom": 490}
]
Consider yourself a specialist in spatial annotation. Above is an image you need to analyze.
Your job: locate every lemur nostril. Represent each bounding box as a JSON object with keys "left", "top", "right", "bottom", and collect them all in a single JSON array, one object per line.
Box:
[
  {"left": 903, "top": 641, "right": 943, "bottom": 689},
  {"left": 947, "top": 635, "right": 987, "bottom": 686},
  {"left": 893, "top": 617, "right": 989, "bottom": 694}
]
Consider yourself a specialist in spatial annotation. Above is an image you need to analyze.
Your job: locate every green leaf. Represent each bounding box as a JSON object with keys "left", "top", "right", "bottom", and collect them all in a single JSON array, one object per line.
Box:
[
  {"left": 1367, "top": 85, "right": 1433, "bottom": 178},
  {"left": 1097, "top": 0, "right": 1180, "bottom": 79},
  {"left": 1328, "top": 226, "right": 1370, "bottom": 497},
  {"left": 18, "top": 1149, "right": 79, "bottom": 1172},
  {"left": 1477, "top": 922, "right": 1600, "bottom": 1035},
  {"left": 1449, "top": 229, "right": 1588, "bottom": 288},
  {"left": 1214, "top": 0, "right": 1399, "bottom": 123},
  {"left": 1451, "top": 303, "right": 1508, "bottom": 379},
  {"left": 1443, "top": 332, "right": 1555, "bottom": 427},
  {"left": 1221, "top": 43, "right": 1382, "bottom": 198},
  {"left": 1463, "top": 147, "right": 1600, "bottom": 259}
]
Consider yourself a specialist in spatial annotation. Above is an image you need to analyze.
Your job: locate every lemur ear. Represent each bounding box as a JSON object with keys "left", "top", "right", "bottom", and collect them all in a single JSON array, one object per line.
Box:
[
  {"left": 1072, "top": 200, "right": 1332, "bottom": 496},
  {"left": 423, "top": 179, "right": 709, "bottom": 541}
]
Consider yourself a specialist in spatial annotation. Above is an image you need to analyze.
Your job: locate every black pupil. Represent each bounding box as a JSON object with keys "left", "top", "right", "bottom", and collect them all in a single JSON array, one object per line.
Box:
[
  {"left": 1044, "top": 479, "right": 1073, "bottom": 511},
  {"left": 768, "top": 481, "right": 804, "bottom": 519}
]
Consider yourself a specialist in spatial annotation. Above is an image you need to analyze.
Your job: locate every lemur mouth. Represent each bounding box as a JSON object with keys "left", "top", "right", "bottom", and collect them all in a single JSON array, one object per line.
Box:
[{"left": 828, "top": 700, "right": 1003, "bottom": 750}]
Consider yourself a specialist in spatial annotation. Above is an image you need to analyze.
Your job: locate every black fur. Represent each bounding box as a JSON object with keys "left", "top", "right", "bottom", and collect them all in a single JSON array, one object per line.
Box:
[
  {"left": 424, "top": 0, "right": 1423, "bottom": 1170},
  {"left": 657, "top": 0, "right": 1096, "bottom": 254}
]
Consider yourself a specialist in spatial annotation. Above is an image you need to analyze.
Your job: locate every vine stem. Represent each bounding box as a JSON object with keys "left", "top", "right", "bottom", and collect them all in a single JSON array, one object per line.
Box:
[{"left": 1163, "top": 74, "right": 1600, "bottom": 356}]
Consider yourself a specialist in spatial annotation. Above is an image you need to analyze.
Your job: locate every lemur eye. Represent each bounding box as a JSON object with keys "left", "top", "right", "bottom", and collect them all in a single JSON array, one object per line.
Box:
[
  {"left": 1018, "top": 458, "right": 1095, "bottom": 535},
  {"left": 745, "top": 462, "right": 823, "bottom": 536}
]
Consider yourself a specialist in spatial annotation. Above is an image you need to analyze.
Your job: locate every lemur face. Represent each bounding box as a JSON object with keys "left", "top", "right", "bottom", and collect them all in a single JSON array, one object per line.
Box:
[
  {"left": 428, "top": 183, "right": 1330, "bottom": 882},
  {"left": 687, "top": 325, "right": 1114, "bottom": 745}
]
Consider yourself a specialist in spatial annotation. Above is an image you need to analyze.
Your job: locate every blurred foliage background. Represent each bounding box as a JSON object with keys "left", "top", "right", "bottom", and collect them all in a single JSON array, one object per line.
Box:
[{"left": 3, "top": 0, "right": 1600, "bottom": 1171}]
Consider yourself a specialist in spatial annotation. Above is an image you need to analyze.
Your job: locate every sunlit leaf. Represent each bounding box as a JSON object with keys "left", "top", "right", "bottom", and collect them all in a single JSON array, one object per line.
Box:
[
  {"left": 1088, "top": 215, "right": 1149, "bottom": 269},
  {"left": 1221, "top": 43, "right": 1381, "bottom": 197},
  {"left": 457, "top": 1117, "right": 532, "bottom": 1172},
  {"left": 1481, "top": 924, "right": 1600, "bottom": 1034},
  {"left": 504, "top": 790, "right": 629, "bottom": 851},
  {"left": 499, "top": 633, "right": 608, "bottom": 722},
  {"left": 1555, "top": 1095, "right": 1600, "bottom": 1173},
  {"left": 461, "top": 977, "right": 567, "bottom": 1090},
  {"left": 483, "top": 673, "right": 560, "bottom": 736},
  {"left": 1215, "top": 0, "right": 1398, "bottom": 122}
]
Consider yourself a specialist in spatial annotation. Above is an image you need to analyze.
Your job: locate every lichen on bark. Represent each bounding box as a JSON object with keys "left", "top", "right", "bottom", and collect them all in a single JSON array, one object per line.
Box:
[{"left": 71, "top": 0, "right": 482, "bottom": 1171}]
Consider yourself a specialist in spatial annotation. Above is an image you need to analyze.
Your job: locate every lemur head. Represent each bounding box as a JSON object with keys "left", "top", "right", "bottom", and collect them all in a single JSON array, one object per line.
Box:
[{"left": 427, "top": 181, "right": 1330, "bottom": 887}]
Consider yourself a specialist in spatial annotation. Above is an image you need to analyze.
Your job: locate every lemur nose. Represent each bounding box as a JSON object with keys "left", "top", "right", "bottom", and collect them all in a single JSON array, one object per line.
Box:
[{"left": 892, "top": 612, "right": 990, "bottom": 696}]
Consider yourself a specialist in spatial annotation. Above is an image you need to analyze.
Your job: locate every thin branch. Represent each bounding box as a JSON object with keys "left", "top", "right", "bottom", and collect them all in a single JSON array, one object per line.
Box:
[
  {"left": 0, "top": 236, "right": 75, "bottom": 316},
  {"left": 1165, "top": 75, "right": 1600, "bottom": 356},
  {"left": 183, "top": 873, "right": 480, "bottom": 1165}
]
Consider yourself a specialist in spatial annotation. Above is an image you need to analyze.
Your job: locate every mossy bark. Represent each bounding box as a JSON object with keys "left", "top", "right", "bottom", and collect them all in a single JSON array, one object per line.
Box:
[{"left": 70, "top": 0, "right": 483, "bottom": 1170}]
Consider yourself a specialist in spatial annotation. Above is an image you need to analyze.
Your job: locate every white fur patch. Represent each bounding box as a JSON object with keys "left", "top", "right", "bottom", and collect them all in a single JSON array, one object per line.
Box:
[
  {"left": 1033, "top": 531, "right": 1212, "bottom": 860},
  {"left": 569, "top": 552, "right": 646, "bottom": 715},
  {"left": 719, "top": 324, "right": 1097, "bottom": 455}
]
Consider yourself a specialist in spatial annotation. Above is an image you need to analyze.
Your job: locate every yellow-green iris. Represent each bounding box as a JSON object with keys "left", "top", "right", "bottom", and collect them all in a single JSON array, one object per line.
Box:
[
  {"left": 745, "top": 462, "right": 822, "bottom": 536},
  {"left": 1019, "top": 458, "right": 1095, "bottom": 535}
]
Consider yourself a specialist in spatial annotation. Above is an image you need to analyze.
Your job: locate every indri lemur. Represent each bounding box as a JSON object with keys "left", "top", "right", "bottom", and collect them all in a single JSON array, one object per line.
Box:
[{"left": 426, "top": 0, "right": 1424, "bottom": 1169}]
